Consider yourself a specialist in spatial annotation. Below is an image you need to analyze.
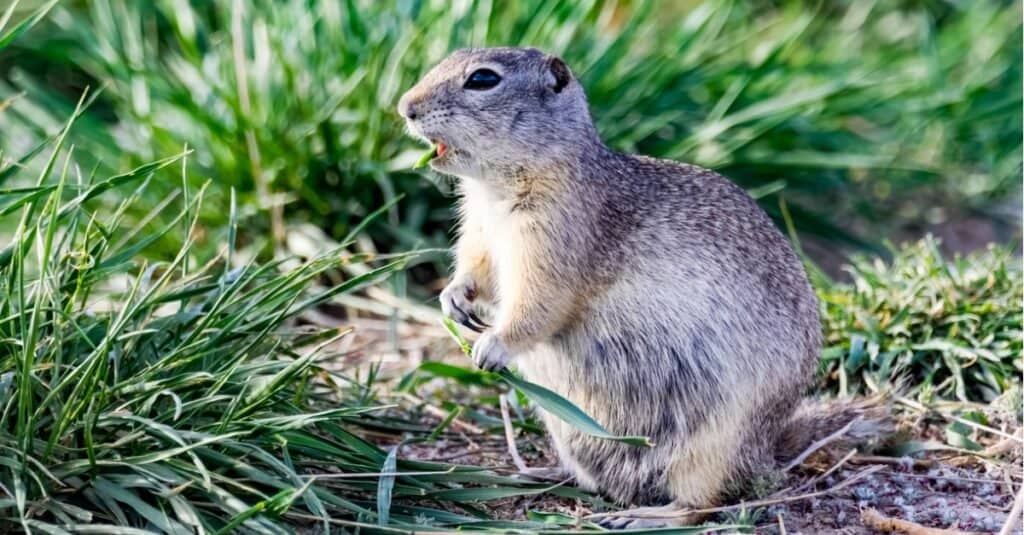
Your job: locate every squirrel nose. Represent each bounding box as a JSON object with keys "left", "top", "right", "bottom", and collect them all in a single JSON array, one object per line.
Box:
[{"left": 397, "top": 95, "right": 419, "bottom": 120}]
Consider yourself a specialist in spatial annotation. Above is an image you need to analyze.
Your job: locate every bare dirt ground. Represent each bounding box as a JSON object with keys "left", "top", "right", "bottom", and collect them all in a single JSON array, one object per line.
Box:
[
  {"left": 336, "top": 317, "right": 1023, "bottom": 534},
  {"left": 396, "top": 405, "right": 1021, "bottom": 534}
]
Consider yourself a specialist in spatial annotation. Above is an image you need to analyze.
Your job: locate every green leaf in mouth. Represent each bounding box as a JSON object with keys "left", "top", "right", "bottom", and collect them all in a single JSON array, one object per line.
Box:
[{"left": 413, "top": 145, "right": 438, "bottom": 169}]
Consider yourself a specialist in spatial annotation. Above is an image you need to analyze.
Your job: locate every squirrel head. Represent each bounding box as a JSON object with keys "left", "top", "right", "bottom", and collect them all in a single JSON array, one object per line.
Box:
[{"left": 398, "top": 47, "right": 600, "bottom": 182}]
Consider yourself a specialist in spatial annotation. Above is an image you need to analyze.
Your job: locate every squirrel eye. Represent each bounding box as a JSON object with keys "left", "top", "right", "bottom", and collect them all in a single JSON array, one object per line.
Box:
[{"left": 464, "top": 69, "right": 502, "bottom": 90}]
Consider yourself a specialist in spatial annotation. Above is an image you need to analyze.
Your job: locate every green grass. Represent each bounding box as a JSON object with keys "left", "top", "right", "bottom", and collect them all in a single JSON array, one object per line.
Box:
[
  {"left": 818, "top": 237, "right": 1022, "bottom": 402},
  {"left": 0, "top": 108, "right": 618, "bottom": 533},
  {"left": 1, "top": 0, "right": 1019, "bottom": 266}
]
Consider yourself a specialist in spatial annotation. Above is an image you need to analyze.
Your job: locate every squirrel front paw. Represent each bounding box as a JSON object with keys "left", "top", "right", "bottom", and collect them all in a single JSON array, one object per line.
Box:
[
  {"left": 472, "top": 331, "right": 513, "bottom": 371},
  {"left": 440, "top": 277, "right": 489, "bottom": 332}
]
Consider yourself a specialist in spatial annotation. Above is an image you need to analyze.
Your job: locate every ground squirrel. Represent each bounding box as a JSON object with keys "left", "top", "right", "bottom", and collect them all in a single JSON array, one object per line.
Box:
[{"left": 399, "top": 47, "right": 888, "bottom": 528}]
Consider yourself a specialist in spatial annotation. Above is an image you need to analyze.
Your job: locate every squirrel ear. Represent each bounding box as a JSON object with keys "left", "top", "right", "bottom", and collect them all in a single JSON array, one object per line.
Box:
[{"left": 546, "top": 56, "right": 571, "bottom": 94}]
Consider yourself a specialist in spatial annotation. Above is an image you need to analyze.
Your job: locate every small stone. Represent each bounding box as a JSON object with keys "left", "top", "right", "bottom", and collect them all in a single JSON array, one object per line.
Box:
[
  {"left": 853, "top": 486, "right": 876, "bottom": 502},
  {"left": 897, "top": 456, "right": 915, "bottom": 472}
]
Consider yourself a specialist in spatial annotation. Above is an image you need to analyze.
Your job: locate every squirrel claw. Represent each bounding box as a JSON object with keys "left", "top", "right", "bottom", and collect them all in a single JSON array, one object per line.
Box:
[
  {"left": 451, "top": 302, "right": 485, "bottom": 332},
  {"left": 468, "top": 311, "right": 491, "bottom": 329},
  {"left": 440, "top": 278, "right": 488, "bottom": 332},
  {"left": 472, "top": 331, "right": 512, "bottom": 371}
]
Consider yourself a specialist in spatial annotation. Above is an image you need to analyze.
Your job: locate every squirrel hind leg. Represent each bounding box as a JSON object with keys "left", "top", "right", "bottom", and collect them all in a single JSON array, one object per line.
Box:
[{"left": 593, "top": 504, "right": 707, "bottom": 530}]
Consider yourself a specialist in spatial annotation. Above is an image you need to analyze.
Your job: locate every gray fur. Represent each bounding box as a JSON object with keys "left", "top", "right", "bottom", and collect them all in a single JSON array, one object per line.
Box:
[{"left": 399, "top": 47, "right": 863, "bottom": 515}]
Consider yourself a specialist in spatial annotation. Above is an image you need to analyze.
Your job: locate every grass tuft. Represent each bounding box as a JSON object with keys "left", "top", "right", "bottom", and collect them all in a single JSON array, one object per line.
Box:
[{"left": 818, "top": 237, "right": 1022, "bottom": 402}]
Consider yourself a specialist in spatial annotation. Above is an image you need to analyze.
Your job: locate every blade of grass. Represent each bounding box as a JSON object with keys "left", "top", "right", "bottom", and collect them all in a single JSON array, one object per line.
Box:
[{"left": 441, "top": 318, "right": 652, "bottom": 447}]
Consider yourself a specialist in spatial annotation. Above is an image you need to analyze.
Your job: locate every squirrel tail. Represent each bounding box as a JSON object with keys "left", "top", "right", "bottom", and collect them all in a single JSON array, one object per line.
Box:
[{"left": 774, "top": 391, "right": 896, "bottom": 466}]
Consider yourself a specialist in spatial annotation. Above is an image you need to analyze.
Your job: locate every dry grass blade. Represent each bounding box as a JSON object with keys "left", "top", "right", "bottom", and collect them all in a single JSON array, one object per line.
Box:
[
  {"left": 500, "top": 394, "right": 531, "bottom": 473},
  {"left": 588, "top": 465, "right": 887, "bottom": 520},
  {"left": 998, "top": 488, "right": 1024, "bottom": 535},
  {"left": 782, "top": 418, "right": 857, "bottom": 472},
  {"left": 861, "top": 508, "right": 986, "bottom": 535}
]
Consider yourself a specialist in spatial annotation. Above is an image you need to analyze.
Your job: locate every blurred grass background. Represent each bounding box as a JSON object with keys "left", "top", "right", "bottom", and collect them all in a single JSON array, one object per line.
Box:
[
  {"left": 0, "top": 1, "right": 1021, "bottom": 532},
  {"left": 2, "top": 0, "right": 1020, "bottom": 274}
]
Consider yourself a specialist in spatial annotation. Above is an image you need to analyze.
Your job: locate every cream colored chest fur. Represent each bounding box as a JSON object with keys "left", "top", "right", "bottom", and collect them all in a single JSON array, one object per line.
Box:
[{"left": 458, "top": 179, "right": 532, "bottom": 309}]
